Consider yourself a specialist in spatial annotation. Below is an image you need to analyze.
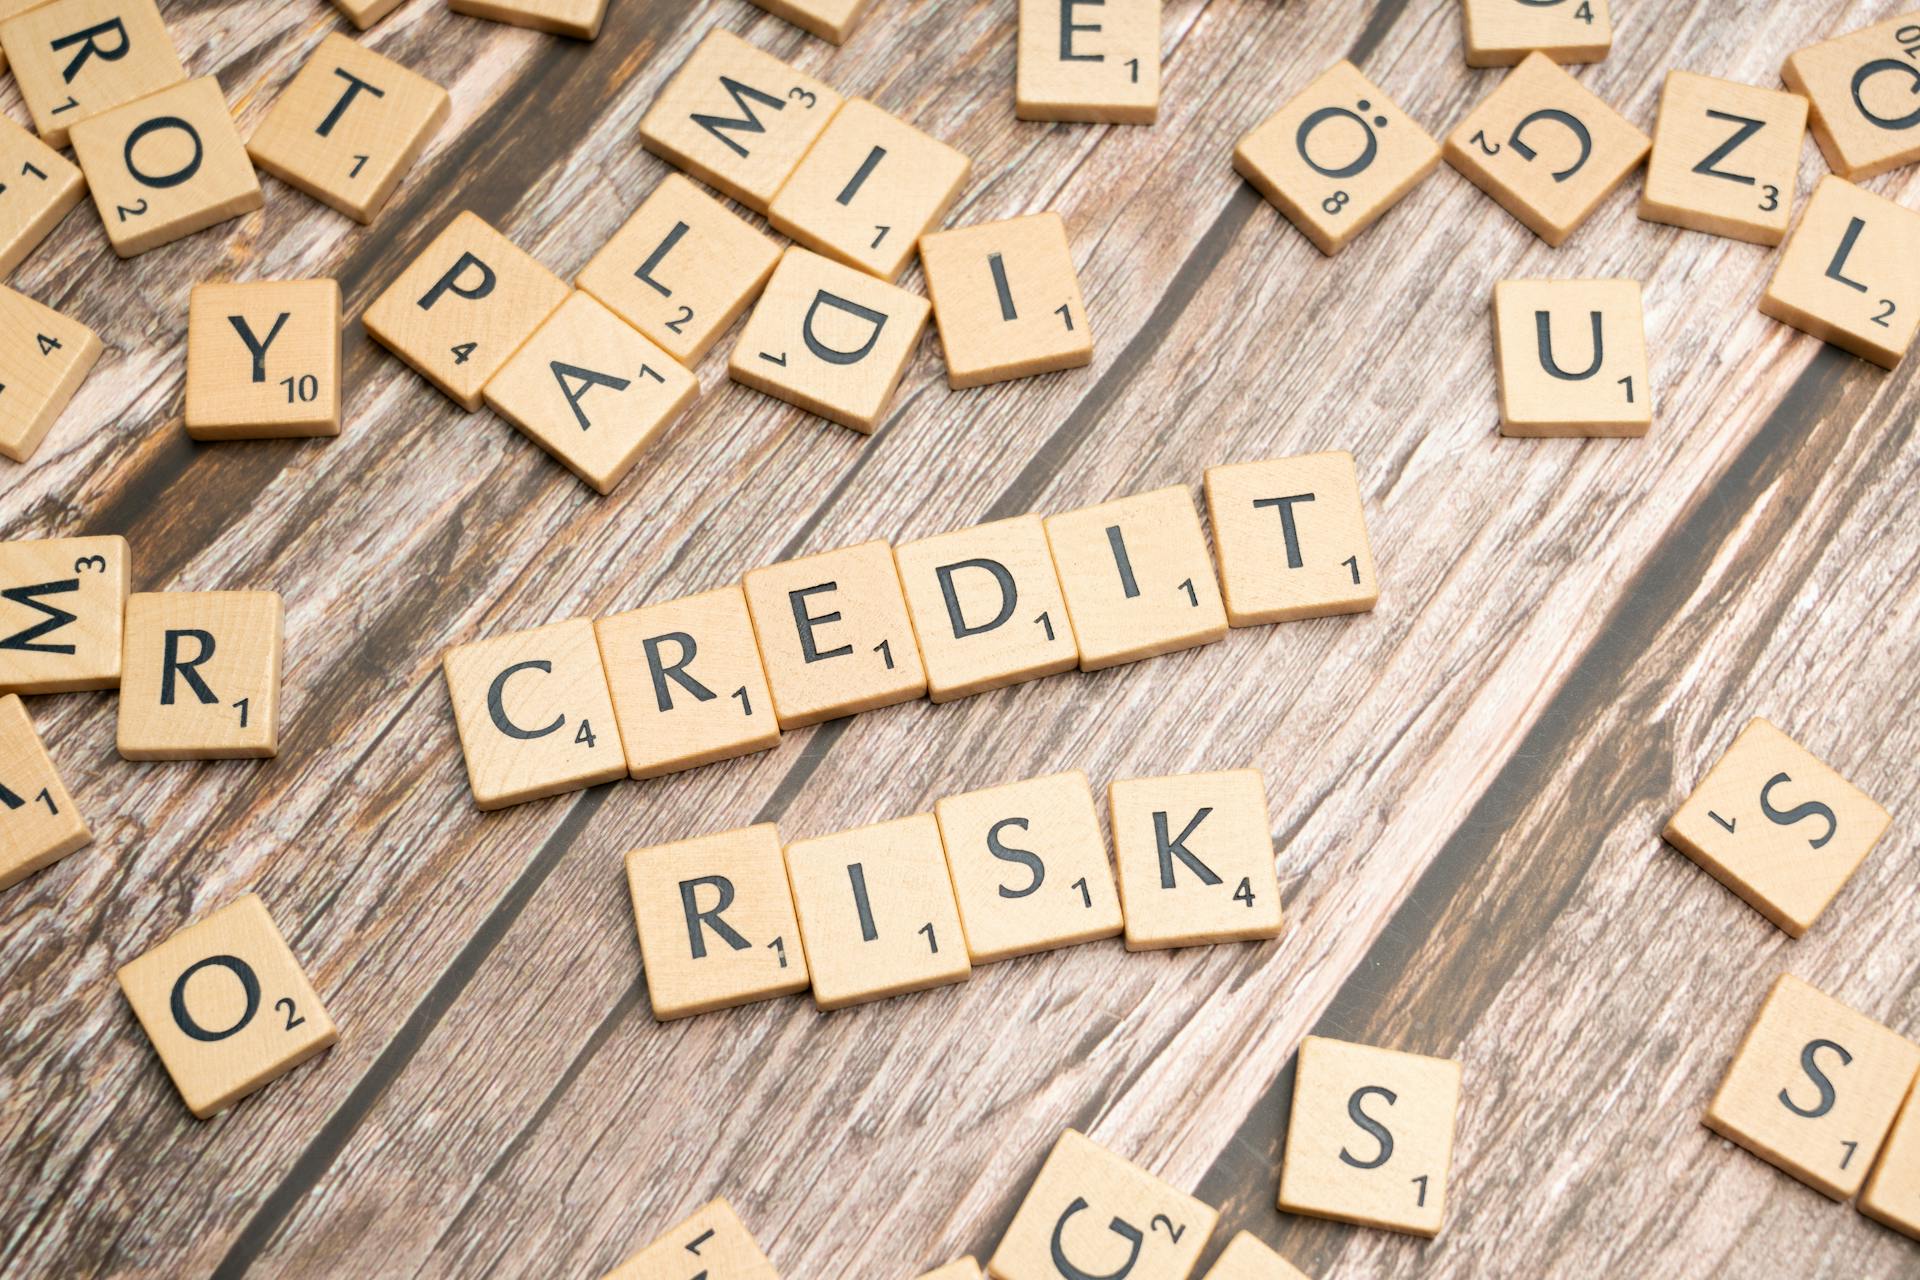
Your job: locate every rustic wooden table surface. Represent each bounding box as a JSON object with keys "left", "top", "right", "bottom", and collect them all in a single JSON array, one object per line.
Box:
[{"left": 4, "top": 0, "right": 1919, "bottom": 1275}]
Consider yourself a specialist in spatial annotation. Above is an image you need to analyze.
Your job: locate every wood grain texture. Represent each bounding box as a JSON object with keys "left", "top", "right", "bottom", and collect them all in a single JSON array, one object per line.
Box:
[{"left": 2, "top": 0, "right": 1919, "bottom": 1277}]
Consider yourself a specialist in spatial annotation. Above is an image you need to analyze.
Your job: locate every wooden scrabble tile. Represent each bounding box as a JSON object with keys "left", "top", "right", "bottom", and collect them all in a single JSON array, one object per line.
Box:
[
  {"left": 638, "top": 29, "right": 843, "bottom": 214},
  {"left": 1782, "top": 13, "right": 1920, "bottom": 182},
  {"left": 117, "top": 591, "right": 281, "bottom": 760},
  {"left": 727, "top": 246, "right": 929, "bottom": 432},
  {"left": 0, "top": 115, "right": 85, "bottom": 278},
  {"left": 1664, "top": 717, "right": 1890, "bottom": 939},
  {"left": 1442, "top": 52, "right": 1649, "bottom": 246},
  {"left": 1278, "top": 1036, "right": 1462, "bottom": 1237},
  {"left": 449, "top": 0, "right": 607, "bottom": 40},
  {"left": 1460, "top": 0, "right": 1611, "bottom": 68},
  {"left": 441, "top": 617, "right": 626, "bottom": 809},
  {"left": 918, "top": 213, "right": 1092, "bottom": 389},
  {"left": 1014, "top": 0, "right": 1160, "bottom": 125},
  {"left": 184, "top": 279, "right": 342, "bottom": 441},
  {"left": 576, "top": 174, "right": 782, "bottom": 366},
  {"left": 1108, "top": 769, "right": 1282, "bottom": 950},
  {"left": 741, "top": 539, "right": 925, "bottom": 728},
  {"left": 1204, "top": 451, "right": 1377, "bottom": 626},
  {"left": 246, "top": 32, "right": 451, "bottom": 226},
  {"left": 1638, "top": 71, "right": 1806, "bottom": 246},
  {"left": 1043, "top": 485, "right": 1226, "bottom": 672},
  {"left": 363, "top": 210, "right": 569, "bottom": 411},
  {"left": 1704, "top": 973, "right": 1920, "bottom": 1200},
  {"left": 1491, "top": 278, "right": 1650, "bottom": 437},
  {"left": 1233, "top": 61, "right": 1441, "bottom": 256},
  {"left": 917, "top": 1261, "right": 981, "bottom": 1280},
  {"left": 1861, "top": 1079, "right": 1920, "bottom": 1240},
  {"left": 893, "top": 514, "right": 1078, "bottom": 703},
  {"left": 1200, "top": 1232, "right": 1311, "bottom": 1280},
  {"left": 0, "top": 693, "right": 90, "bottom": 892},
  {"left": 482, "top": 290, "right": 697, "bottom": 494},
  {"left": 747, "top": 0, "right": 874, "bottom": 45},
  {"left": 0, "top": 0, "right": 185, "bottom": 148},
  {"left": 989, "top": 1129, "right": 1216, "bottom": 1280},
  {"left": 116, "top": 892, "right": 336, "bottom": 1118},
  {"left": 785, "top": 813, "right": 969, "bottom": 1010},
  {"left": 333, "top": 0, "right": 406, "bottom": 30},
  {"left": 69, "top": 76, "right": 262, "bottom": 258},
  {"left": 0, "top": 283, "right": 104, "bottom": 463},
  {"left": 602, "top": 1198, "right": 779, "bottom": 1280},
  {"left": 768, "top": 98, "right": 970, "bottom": 282},
  {"left": 0, "top": 534, "right": 129, "bottom": 694},
  {"left": 626, "top": 823, "right": 810, "bottom": 1020},
  {"left": 0, "top": 0, "right": 48, "bottom": 74},
  {"left": 595, "top": 585, "right": 780, "bottom": 778},
  {"left": 934, "top": 770, "right": 1122, "bottom": 964},
  {"left": 1758, "top": 175, "right": 1920, "bottom": 370}
]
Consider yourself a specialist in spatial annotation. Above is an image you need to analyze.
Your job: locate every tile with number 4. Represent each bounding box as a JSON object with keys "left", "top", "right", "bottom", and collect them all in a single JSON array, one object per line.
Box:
[
  {"left": 1492, "top": 278, "right": 1650, "bottom": 437},
  {"left": 1, "top": 0, "right": 185, "bottom": 147},
  {"left": 1782, "top": 14, "right": 1920, "bottom": 182},
  {"left": 1638, "top": 71, "right": 1806, "bottom": 246},
  {"left": 919, "top": 213, "right": 1092, "bottom": 389},
  {"left": 1015, "top": 0, "right": 1160, "bottom": 124},
  {"left": 0, "top": 535, "right": 128, "bottom": 694},
  {"left": 1205, "top": 451, "right": 1378, "bottom": 625},
  {"left": 601, "top": 1198, "right": 779, "bottom": 1280},
  {"left": 118, "top": 591, "right": 282, "bottom": 760},
  {"left": 1044, "top": 485, "right": 1226, "bottom": 671},
  {"left": 1200, "top": 1233, "right": 1311, "bottom": 1280},
  {"left": 0, "top": 693, "right": 90, "bottom": 892},
  {"left": 1461, "top": 0, "right": 1611, "bottom": 68},
  {"left": 0, "top": 283, "right": 103, "bottom": 464},
  {"left": 0, "top": 116, "right": 85, "bottom": 278},
  {"left": 1759, "top": 176, "right": 1920, "bottom": 370},
  {"left": 1109, "top": 769, "right": 1282, "bottom": 950},
  {"left": 185, "top": 279, "right": 342, "bottom": 440}
]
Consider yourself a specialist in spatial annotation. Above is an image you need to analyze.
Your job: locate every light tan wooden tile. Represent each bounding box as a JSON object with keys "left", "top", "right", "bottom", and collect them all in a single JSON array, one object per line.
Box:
[
  {"left": 184, "top": 279, "right": 342, "bottom": 441},
  {"left": 1460, "top": 0, "right": 1611, "bottom": 68},
  {"left": 117, "top": 590, "right": 281, "bottom": 760},
  {"left": 246, "top": 32, "right": 450, "bottom": 226},
  {"left": 1782, "top": 13, "right": 1920, "bottom": 182},
  {"left": 727, "top": 246, "right": 929, "bottom": 432},
  {"left": 1442, "top": 51, "right": 1649, "bottom": 247},
  {"left": 69, "top": 76, "right": 261, "bottom": 258},
  {"left": 482, "top": 290, "right": 696, "bottom": 494},
  {"left": 1043, "top": 485, "right": 1226, "bottom": 671},
  {"left": 1861, "top": 1077, "right": 1920, "bottom": 1240},
  {"left": 595, "top": 585, "right": 780, "bottom": 778},
  {"left": 1108, "top": 769, "right": 1282, "bottom": 950},
  {"left": 626, "top": 823, "right": 809, "bottom": 1021},
  {"left": 1664, "top": 717, "right": 1890, "bottom": 939},
  {"left": 989, "top": 1129, "right": 1216, "bottom": 1280},
  {"left": 934, "top": 770, "right": 1122, "bottom": 964},
  {"left": 916, "top": 1260, "right": 981, "bottom": 1280},
  {"left": 893, "top": 514, "right": 1077, "bottom": 703},
  {"left": 441, "top": 617, "right": 625, "bottom": 810},
  {"left": 638, "top": 29, "right": 842, "bottom": 214},
  {"left": 747, "top": 0, "right": 873, "bottom": 45},
  {"left": 576, "top": 173, "right": 781, "bottom": 366},
  {"left": 601, "top": 1198, "right": 780, "bottom": 1280},
  {"left": 333, "top": 0, "right": 407, "bottom": 30},
  {"left": 1278, "top": 1036, "right": 1462, "bottom": 1237},
  {"left": 1234, "top": 61, "right": 1441, "bottom": 256},
  {"left": 768, "top": 98, "right": 970, "bottom": 282},
  {"left": 0, "top": 0, "right": 184, "bottom": 148},
  {"left": 363, "top": 210, "right": 569, "bottom": 411},
  {"left": 1205, "top": 451, "right": 1377, "bottom": 626},
  {"left": 0, "top": 282, "right": 103, "bottom": 463},
  {"left": 918, "top": 213, "right": 1091, "bottom": 389},
  {"left": 0, "top": 534, "right": 129, "bottom": 694},
  {"left": 1759, "top": 175, "right": 1920, "bottom": 370},
  {"left": 1014, "top": 0, "right": 1160, "bottom": 124},
  {"left": 1704, "top": 973, "right": 1920, "bottom": 1200},
  {"left": 1200, "top": 1232, "right": 1311, "bottom": 1280},
  {"left": 1638, "top": 71, "right": 1806, "bottom": 246},
  {"left": 0, "top": 692, "right": 90, "bottom": 892},
  {"left": 0, "top": 114, "right": 85, "bottom": 278},
  {"left": 449, "top": 0, "right": 606, "bottom": 40},
  {"left": 115, "top": 892, "right": 337, "bottom": 1119},
  {"left": 1492, "top": 278, "right": 1650, "bottom": 437},
  {"left": 741, "top": 539, "right": 925, "bottom": 728},
  {"left": 785, "top": 812, "right": 969, "bottom": 1011}
]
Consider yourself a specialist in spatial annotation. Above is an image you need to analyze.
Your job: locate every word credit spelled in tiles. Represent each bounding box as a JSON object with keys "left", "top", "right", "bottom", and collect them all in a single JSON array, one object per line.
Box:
[
  {"left": 0, "top": 693, "right": 90, "bottom": 892},
  {"left": 1783, "top": 13, "right": 1920, "bottom": 181},
  {"left": 784, "top": 813, "right": 970, "bottom": 1010},
  {"left": 185, "top": 279, "right": 343, "bottom": 440},
  {"left": 449, "top": 0, "right": 608, "bottom": 40},
  {"left": 1759, "top": 175, "right": 1919, "bottom": 370},
  {"left": 639, "top": 29, "right": 842, "bottom": 214},
  {"left": 1443, "top": 51, "right": 1649, "bottom": 246},
  {"left": 1015, "top": 0, "right": 1160, "bottom": 124},
  {"left": 116, "top": 892, "right": 337, "bottom": 1118},
  {"left": 1861, "top": 1079, "right": 1920, "bottom": 1240},
  {"left": 1044, "top": 485, "right": 1227, "bottom": 670},
  {"left": 1205, "top": 450, "right": 1378, "bottom": 625},
  {"left": 1461, "top": 0, "right": 1612, "bottom": 67},
  {"left": 600, "top": 1197, "right": 779, "bottom": 1280},
  {"left": 1664, "top": 717, "right": 1890, "bottom": 938},
  {"left": 117, "top": 591, "right": 282, "bottom": 760},
  {"left": 1638, "top": 70, "right": 1807, "bottom": 246},
  {"left": 989, "top": 1129, "right": 1216, "bottom": 1280},
  {"left": 0, "top": 116, "right": 85, "bottom": 278},
  {"left": 1492, "top": 278, "right": 1650, "bottom": 436},
  {"left": 1705, "top": 973, "right": 1920, "bottom": 1200},
  {"left": 1235, "top": 61, "right": 1441, "bottom": 256},
  {"left": 0, "top": 284, "right": 103, "bottom": 463},
  {"left": 1, "top": 0, "right": 185, "bottom": 148},
  {"left": 749, "top": 0, "right": 874, "bottom": 45},
  {"left": 918, "top": 213, "right": 1092, "bottom": 388},
  {"left": 0, "top": 535, "right": 129, "bottom": 694},
  {"left": 1200, "top": 1232, "right": 1311, "bottom": 1280},
  {"left": 247, "top": 32, "right": 451, "bottom": 225},
  {"left": 1109, "top": 769, "right": 1282, "bottom": 949},
  {"left": 1279, "top": 1036, "right": 1462, "bottom": 1237},
  {"left": 627, "top": 823, "right": 810, "bottom": 1020}
]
